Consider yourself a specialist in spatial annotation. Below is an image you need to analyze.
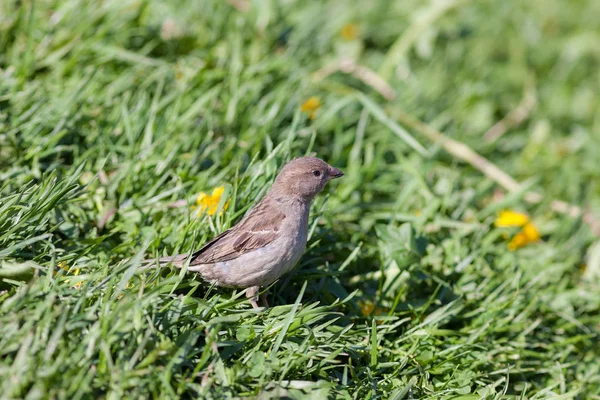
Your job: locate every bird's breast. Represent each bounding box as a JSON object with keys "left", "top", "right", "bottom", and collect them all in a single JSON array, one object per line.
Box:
[{"left": 278, "top": 204, "right": 310, "bottom": 271}]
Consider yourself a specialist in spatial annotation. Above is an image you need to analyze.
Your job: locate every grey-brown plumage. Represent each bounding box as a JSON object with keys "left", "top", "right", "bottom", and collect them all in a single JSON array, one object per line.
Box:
[{"left": 146, "top": 156, "right": 344, "bottom": 308}]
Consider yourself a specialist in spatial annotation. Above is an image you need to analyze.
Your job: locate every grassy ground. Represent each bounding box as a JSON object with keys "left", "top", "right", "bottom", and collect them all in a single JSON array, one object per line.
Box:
[{"left": 1, "top": 0, "right": 600, "bottom": 398}]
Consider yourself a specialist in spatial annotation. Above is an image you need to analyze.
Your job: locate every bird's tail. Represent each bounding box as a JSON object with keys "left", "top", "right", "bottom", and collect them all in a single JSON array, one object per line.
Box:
[{"left": 140, "top": 253, "right": 189, "bottom": 269}]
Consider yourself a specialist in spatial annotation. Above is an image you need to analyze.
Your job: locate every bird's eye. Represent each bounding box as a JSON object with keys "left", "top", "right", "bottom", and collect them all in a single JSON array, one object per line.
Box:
[{"left": 312, "top": 170, "right": 321, "bottom": 177}]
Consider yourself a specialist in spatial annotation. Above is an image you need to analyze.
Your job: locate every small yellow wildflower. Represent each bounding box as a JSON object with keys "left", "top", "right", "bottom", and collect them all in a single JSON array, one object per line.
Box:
[
  {"left": 57, "top": 261, "right": 69, "bottom": 272},
  {"left": 494, "top": 210, "right": 529, "bottom": 227},
  {"left": 56, "top": 261, "right": 82, "bottom": 288},
  {"left": 300, "top": 97, "right": 322, "bottom": 120},
  {"left": 340, "top": 23, "right": 359, "bottom": 41},
  {"left": 192, "top": 186, "right": 229, "bottom": 216},
  {"left": 508, "top": 222, "right": 541, "bottom": 250},
  {"left": 495, "top": 210, "right": 541, "bottom": 250}
]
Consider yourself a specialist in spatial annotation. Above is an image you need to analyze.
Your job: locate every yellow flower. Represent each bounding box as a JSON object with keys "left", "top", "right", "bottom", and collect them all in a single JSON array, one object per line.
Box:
[
  {"left": 56, "top": 261, "right": 82, "bottom": 288},
  {"left": 495, "top": 210, "right": 541, "bottom": 250},
  {"left": 494, "top": 210, "right": 529, "bottom": 227},
  {"left": 300, "top": 97, "right": 322, "bottom": 120},
  {"left": 57, "top": 261, "right": 69, "bottom": 272},
  {"left": 507, "top": 222, "right": 541, "bottom": 250},
  {"left": 340, "top": 23, "right": 359, "bottom": 41},
  {"left": 192, "top": 186, "right": 229, "bottom": 216}
]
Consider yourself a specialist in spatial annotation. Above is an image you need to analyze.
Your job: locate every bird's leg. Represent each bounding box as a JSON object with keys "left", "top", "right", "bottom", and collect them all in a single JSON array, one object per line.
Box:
[
  {"left": 246, "top": 286, "right": 260, "bottom": 309},
  {"left": 260, "top": 292, "right": 269, "bottom": 308}
]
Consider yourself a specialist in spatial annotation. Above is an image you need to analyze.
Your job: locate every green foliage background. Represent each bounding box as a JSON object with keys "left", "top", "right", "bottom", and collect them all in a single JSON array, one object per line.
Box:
[{"left": 1, "top": 0, "right": 599, "bottom": 398}]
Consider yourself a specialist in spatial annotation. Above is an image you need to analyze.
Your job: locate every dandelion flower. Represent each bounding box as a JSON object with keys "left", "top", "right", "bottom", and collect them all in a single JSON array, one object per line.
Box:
[
  {"left": 508, "top": 222, "right": 541, "bottom": 250},
  {"left": 494, "top": 210, "right": 529, "bottom": 227},
  {"left": 193, "top": 186, "right": 229, "bottom": 216},
  {"left": 300, "top": 97, "right": 322, "bottom": 120},
  {"left": 57, "top": 261, "right": 82, "bottom": 288},
  {"left": 57, "top": 261, "right": 69, "bottom": 272},
  {"left": 495, "top": 210, "right": 541, "bottom": 250}
]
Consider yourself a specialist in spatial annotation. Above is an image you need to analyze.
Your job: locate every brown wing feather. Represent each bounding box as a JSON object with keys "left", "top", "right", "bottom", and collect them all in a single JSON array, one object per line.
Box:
[{"left": 187, "top": 197, "right": 285, "bottom": 265}]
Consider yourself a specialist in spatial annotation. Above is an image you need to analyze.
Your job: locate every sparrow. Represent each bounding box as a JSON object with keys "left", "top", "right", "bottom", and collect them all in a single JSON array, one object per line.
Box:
[{"left": 145, "top": 156, "right": 344, "bottom": 308}]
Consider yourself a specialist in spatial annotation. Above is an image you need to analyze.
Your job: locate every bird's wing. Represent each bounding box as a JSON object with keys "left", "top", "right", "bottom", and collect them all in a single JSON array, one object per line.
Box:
[{"left": 188, "top": 197, "right": 285, "bottom": 265}]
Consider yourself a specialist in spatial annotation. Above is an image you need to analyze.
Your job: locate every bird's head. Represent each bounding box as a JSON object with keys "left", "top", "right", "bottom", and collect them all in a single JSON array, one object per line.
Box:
[{"left": 272, "top": 156, "right": 344, "bottom": 200}]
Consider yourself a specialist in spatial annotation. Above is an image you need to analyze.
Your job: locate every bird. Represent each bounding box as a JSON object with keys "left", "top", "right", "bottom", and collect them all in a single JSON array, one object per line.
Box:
[{"left": 144, "top": 156, "right": 344, "bottom": 308}]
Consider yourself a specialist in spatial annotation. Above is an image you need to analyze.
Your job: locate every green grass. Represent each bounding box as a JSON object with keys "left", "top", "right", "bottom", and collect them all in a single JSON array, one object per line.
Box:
[{"left": 1, "top": 0, "right": 600, "bottom": 398}]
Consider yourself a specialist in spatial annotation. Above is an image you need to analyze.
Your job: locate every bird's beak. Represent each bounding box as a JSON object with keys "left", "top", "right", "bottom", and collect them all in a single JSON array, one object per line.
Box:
[{"left": 327, "top": 166, "right": 344, "bottom": 179}]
